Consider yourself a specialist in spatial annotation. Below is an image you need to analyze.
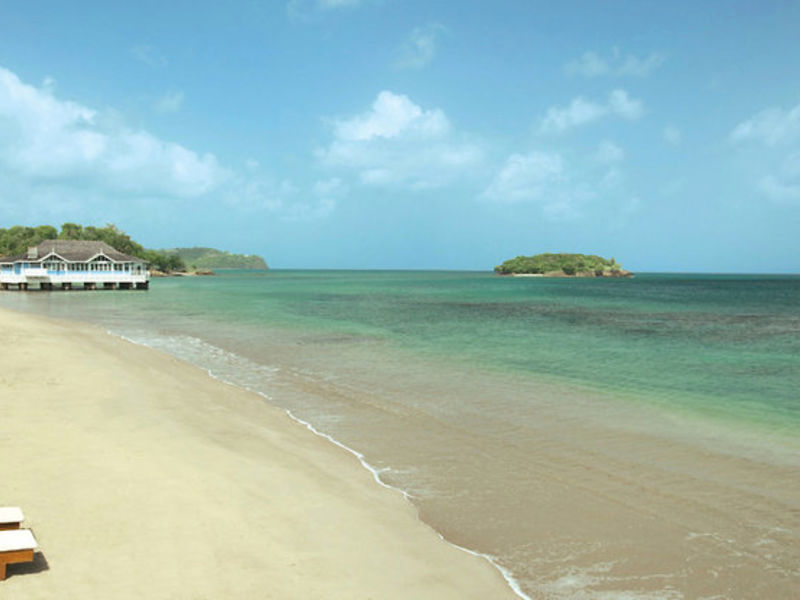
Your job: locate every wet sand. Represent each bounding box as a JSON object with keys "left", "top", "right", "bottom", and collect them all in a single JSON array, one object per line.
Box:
[
  {"left": 0, "top": 307, "right": 514, "bottom": 599},
  {"left": 230, "top": 331, "right": 800, "bottom": 599}
]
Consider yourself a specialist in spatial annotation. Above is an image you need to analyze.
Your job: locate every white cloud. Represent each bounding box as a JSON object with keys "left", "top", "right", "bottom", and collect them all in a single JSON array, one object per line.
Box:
[
  {"left": 480, "top": 152, "right": 564, "bottom": 205},
  {"left": 565, "top": 51, "right": 609, "bottom": 77},
  {"left": 287, "top": 177, "right": 345, "bottom": 220},
  {"left": 617, "top": 52, "right": 666, "bottom": 77},
  {"left": 565, "top": 48, "right": 665, "bottom": 78},
  {"left": 757, "top": 152, "right": 800, "bottom": 204},
  {"left": 759, "top": 176, "right": 800, "bottom": 204},
  {"left": 395, "top": 24, "right": 446, "bottom": 70},
  {"left": 317, "top": 90, "right": 482, "bottom": 189},
  {"left": 595, "top": 140, "right": 625, "bottom": 164},
  {"left": 227, "top": 177, "right": 296, "bottom": 212},
  {"left": 0, "top": 66, "right": 228, "bottom": 199},
  {"left": 0, "top": 65, "right": 340, "bottom": 223},
  {"left": 607, "top": 89, "right": 644, "bottom": 120},
  {"left": 730, "top": 102, "right": 800, "bottom": 146},
  {"left": 334, "top": 90, "right": 449, "bottom": 141},
  {"left": 539, "top": 89, "right": 644, "bottom": 133},
  {"left": 481, "top": 145, "right": 636, "bottom": 220},
  {"left": 539, "top": 97, "right": 606, "bottom": 133},
  {"left": 154, "top": 90, "right": 184, "bottom": 114},
  {"left": 225, "top": 175, "right": 341, "bottom": 220},
  {"left": 730, "top": 102, "right": 800, "bottom": 205},
  {"left": 663, "top": 125, "right": 682, "bottom": 146}
]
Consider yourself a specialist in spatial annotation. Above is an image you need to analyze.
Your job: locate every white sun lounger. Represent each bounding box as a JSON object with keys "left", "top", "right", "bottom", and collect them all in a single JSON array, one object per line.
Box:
[
  {"left": 0, "top": 529, "right": 38, "bottom": 580},
  {"left": 0, "top": 507, "right": 25, "bottom": 531}
]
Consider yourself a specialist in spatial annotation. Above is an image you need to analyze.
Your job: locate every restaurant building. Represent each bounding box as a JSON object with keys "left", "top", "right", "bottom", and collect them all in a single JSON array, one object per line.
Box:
[{"left": 0, "top": 240, "right": 149, "bottom": 290}]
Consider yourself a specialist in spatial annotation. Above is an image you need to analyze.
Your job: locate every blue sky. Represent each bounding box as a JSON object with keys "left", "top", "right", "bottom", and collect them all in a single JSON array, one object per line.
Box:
[{"left": 1, "top": 1, "right": 799, "bottom": 271}]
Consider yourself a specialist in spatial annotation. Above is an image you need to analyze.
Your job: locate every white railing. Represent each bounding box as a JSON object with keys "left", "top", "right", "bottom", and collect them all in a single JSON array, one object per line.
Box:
[
  {"left": 46, "top": 273, "right": 148, "bottom": 283},
  {"left": 1, "top": 270, "right": 149, "bottom": 285},
  {"left": 0, "top": 274, "right": 25, "bottom": 284}
]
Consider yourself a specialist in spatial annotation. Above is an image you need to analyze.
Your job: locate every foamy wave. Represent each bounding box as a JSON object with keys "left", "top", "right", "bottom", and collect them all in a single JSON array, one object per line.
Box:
[
  {"left": 109, "top": 328, "right": 532, "bottom": 600},
  {"left": 283, "top": 407, "right": 533, "bottom": 600},
  {"left": 436, "top": 537, "right": 534, "bottom": 600},
  {"left": 537, "top": 561, "right": 683, "bottom": 600},
  {"left": 115, "top": 330, "right": 278, "bottom": 399}
]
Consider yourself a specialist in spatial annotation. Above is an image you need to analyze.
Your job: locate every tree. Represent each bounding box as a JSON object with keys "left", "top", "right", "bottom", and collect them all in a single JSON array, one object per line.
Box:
[
  {"left": 59, "top": 223, "right": 84, "bottom": 239},
  {"left": 495, "top": 252, "right": 627, "bottom": 276},
  {"left": 35, "top": 225, "right": 58, "bottom": 240},
  {"left": 1, "top": 222, "right": 186, "bottom": 272}
]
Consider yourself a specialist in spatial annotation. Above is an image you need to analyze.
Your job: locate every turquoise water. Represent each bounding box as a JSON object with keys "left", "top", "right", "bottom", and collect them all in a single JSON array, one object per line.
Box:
[
  {"left": 3, "top": 271, "right": 800, "bottom": 598},
  {"left": 245, "top": 271, "right": 800, "bottom": 429},
  {"left": 25, "top": 270, "right": 796, "bottom": 428}
]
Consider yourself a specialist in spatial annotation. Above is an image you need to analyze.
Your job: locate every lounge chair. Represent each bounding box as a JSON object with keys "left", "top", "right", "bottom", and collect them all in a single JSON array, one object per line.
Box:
[
  {"left": 0, "top": 529, "right": 38, "bottom": 580},
  {"left": 0, "top": 507, "right": 24, "bottom": 531}
]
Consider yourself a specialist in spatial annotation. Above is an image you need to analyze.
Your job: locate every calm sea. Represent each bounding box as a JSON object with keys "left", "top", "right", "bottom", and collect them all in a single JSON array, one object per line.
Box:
[{"left": 3, "top": 271, "right": 799, "bottom": 598}]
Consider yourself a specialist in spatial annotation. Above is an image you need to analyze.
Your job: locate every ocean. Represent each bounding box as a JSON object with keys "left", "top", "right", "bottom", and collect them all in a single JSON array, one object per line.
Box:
[{"left": 2, "top": 270, "right": 799, "bottom": 598}]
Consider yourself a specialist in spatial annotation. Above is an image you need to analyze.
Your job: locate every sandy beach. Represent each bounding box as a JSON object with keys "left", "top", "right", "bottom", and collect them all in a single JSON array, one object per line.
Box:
[{"left": 0, "top": 306, "right": 514, "bottom": 599}]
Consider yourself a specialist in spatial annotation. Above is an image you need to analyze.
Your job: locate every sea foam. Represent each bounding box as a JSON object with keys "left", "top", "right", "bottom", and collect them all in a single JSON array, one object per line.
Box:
[{"left": 110, "top": 327, "right": 532, "bottom": 600}]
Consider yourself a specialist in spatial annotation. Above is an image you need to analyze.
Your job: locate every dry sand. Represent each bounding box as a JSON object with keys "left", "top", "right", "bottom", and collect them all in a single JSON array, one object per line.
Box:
[{"left": 0, "top": 307, "right": 515, "bottom": 599}]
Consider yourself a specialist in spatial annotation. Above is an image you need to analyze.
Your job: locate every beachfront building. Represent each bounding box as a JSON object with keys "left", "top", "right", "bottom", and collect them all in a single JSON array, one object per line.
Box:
[{"left": 0, "top": 240, "right": 149, "bottom": 291}]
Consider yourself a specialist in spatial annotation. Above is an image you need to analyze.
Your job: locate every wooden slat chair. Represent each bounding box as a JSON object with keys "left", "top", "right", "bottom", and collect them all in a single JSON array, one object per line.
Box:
[
  {"left": 0, "top": 529, "right": 38, "bottom": 580},
  {"left": 0, "top": 507, "right": 25, "bottom": 531}
]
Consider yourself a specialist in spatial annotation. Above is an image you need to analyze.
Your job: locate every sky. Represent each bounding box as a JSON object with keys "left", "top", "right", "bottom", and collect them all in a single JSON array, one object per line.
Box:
[{"left": 1, "top": 1, "right": 799, "bottom": 271}]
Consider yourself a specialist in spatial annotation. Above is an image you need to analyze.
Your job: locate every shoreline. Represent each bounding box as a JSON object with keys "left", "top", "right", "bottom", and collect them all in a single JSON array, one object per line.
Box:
[
  {"left": 0, "top": 306, "right": 515, "bottom": 599},
  {"left": 117, "top": 329, "right": 531, "bottom": 599},
  {"left": 3, "top": 274, "right": 799, "bottom": 598},
  {"left": 106, "top": 312, "right": 800, "bottom": 598}
]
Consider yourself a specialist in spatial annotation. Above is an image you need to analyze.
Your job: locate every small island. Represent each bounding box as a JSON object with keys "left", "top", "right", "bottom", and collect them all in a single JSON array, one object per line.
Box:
[{"left": 494, "top": 253, "right": 632, "bottom": 277}]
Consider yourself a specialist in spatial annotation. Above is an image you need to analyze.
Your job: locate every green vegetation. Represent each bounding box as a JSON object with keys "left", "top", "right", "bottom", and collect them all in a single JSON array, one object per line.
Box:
[
  {"left": 494, "top": 253, "right": 631, "bottom": 277},
  {"left": 161, "top": 247, "right": 268, "bottom": 270},
  {"left": 0, "top": 223, "right": 185, "bottom": 272},
  {"left": 0, "top": 224, "right": 268, "bottom": 273},
  {"left": 0, "top": 224, "right": 59, "bottom": 255}
]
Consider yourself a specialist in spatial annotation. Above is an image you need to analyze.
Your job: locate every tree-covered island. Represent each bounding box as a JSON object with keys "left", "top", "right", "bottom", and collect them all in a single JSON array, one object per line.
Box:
[{"left": 494, "top": 253, "right": 632, "bottom": 277}]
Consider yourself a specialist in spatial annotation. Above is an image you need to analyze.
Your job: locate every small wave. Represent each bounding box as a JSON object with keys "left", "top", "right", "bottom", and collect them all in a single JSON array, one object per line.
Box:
[
  {"left": 536, "top": 562, "right": 683, "bottom": 600},
  {"left": 283, "top": 408, "right": 533, "bottom": 600},
  {"left": 108, "top": 327, "right": 532, "bottom": 600},
  {"left": 115, "top": 330, "right": 278, "bottom": 399}
]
